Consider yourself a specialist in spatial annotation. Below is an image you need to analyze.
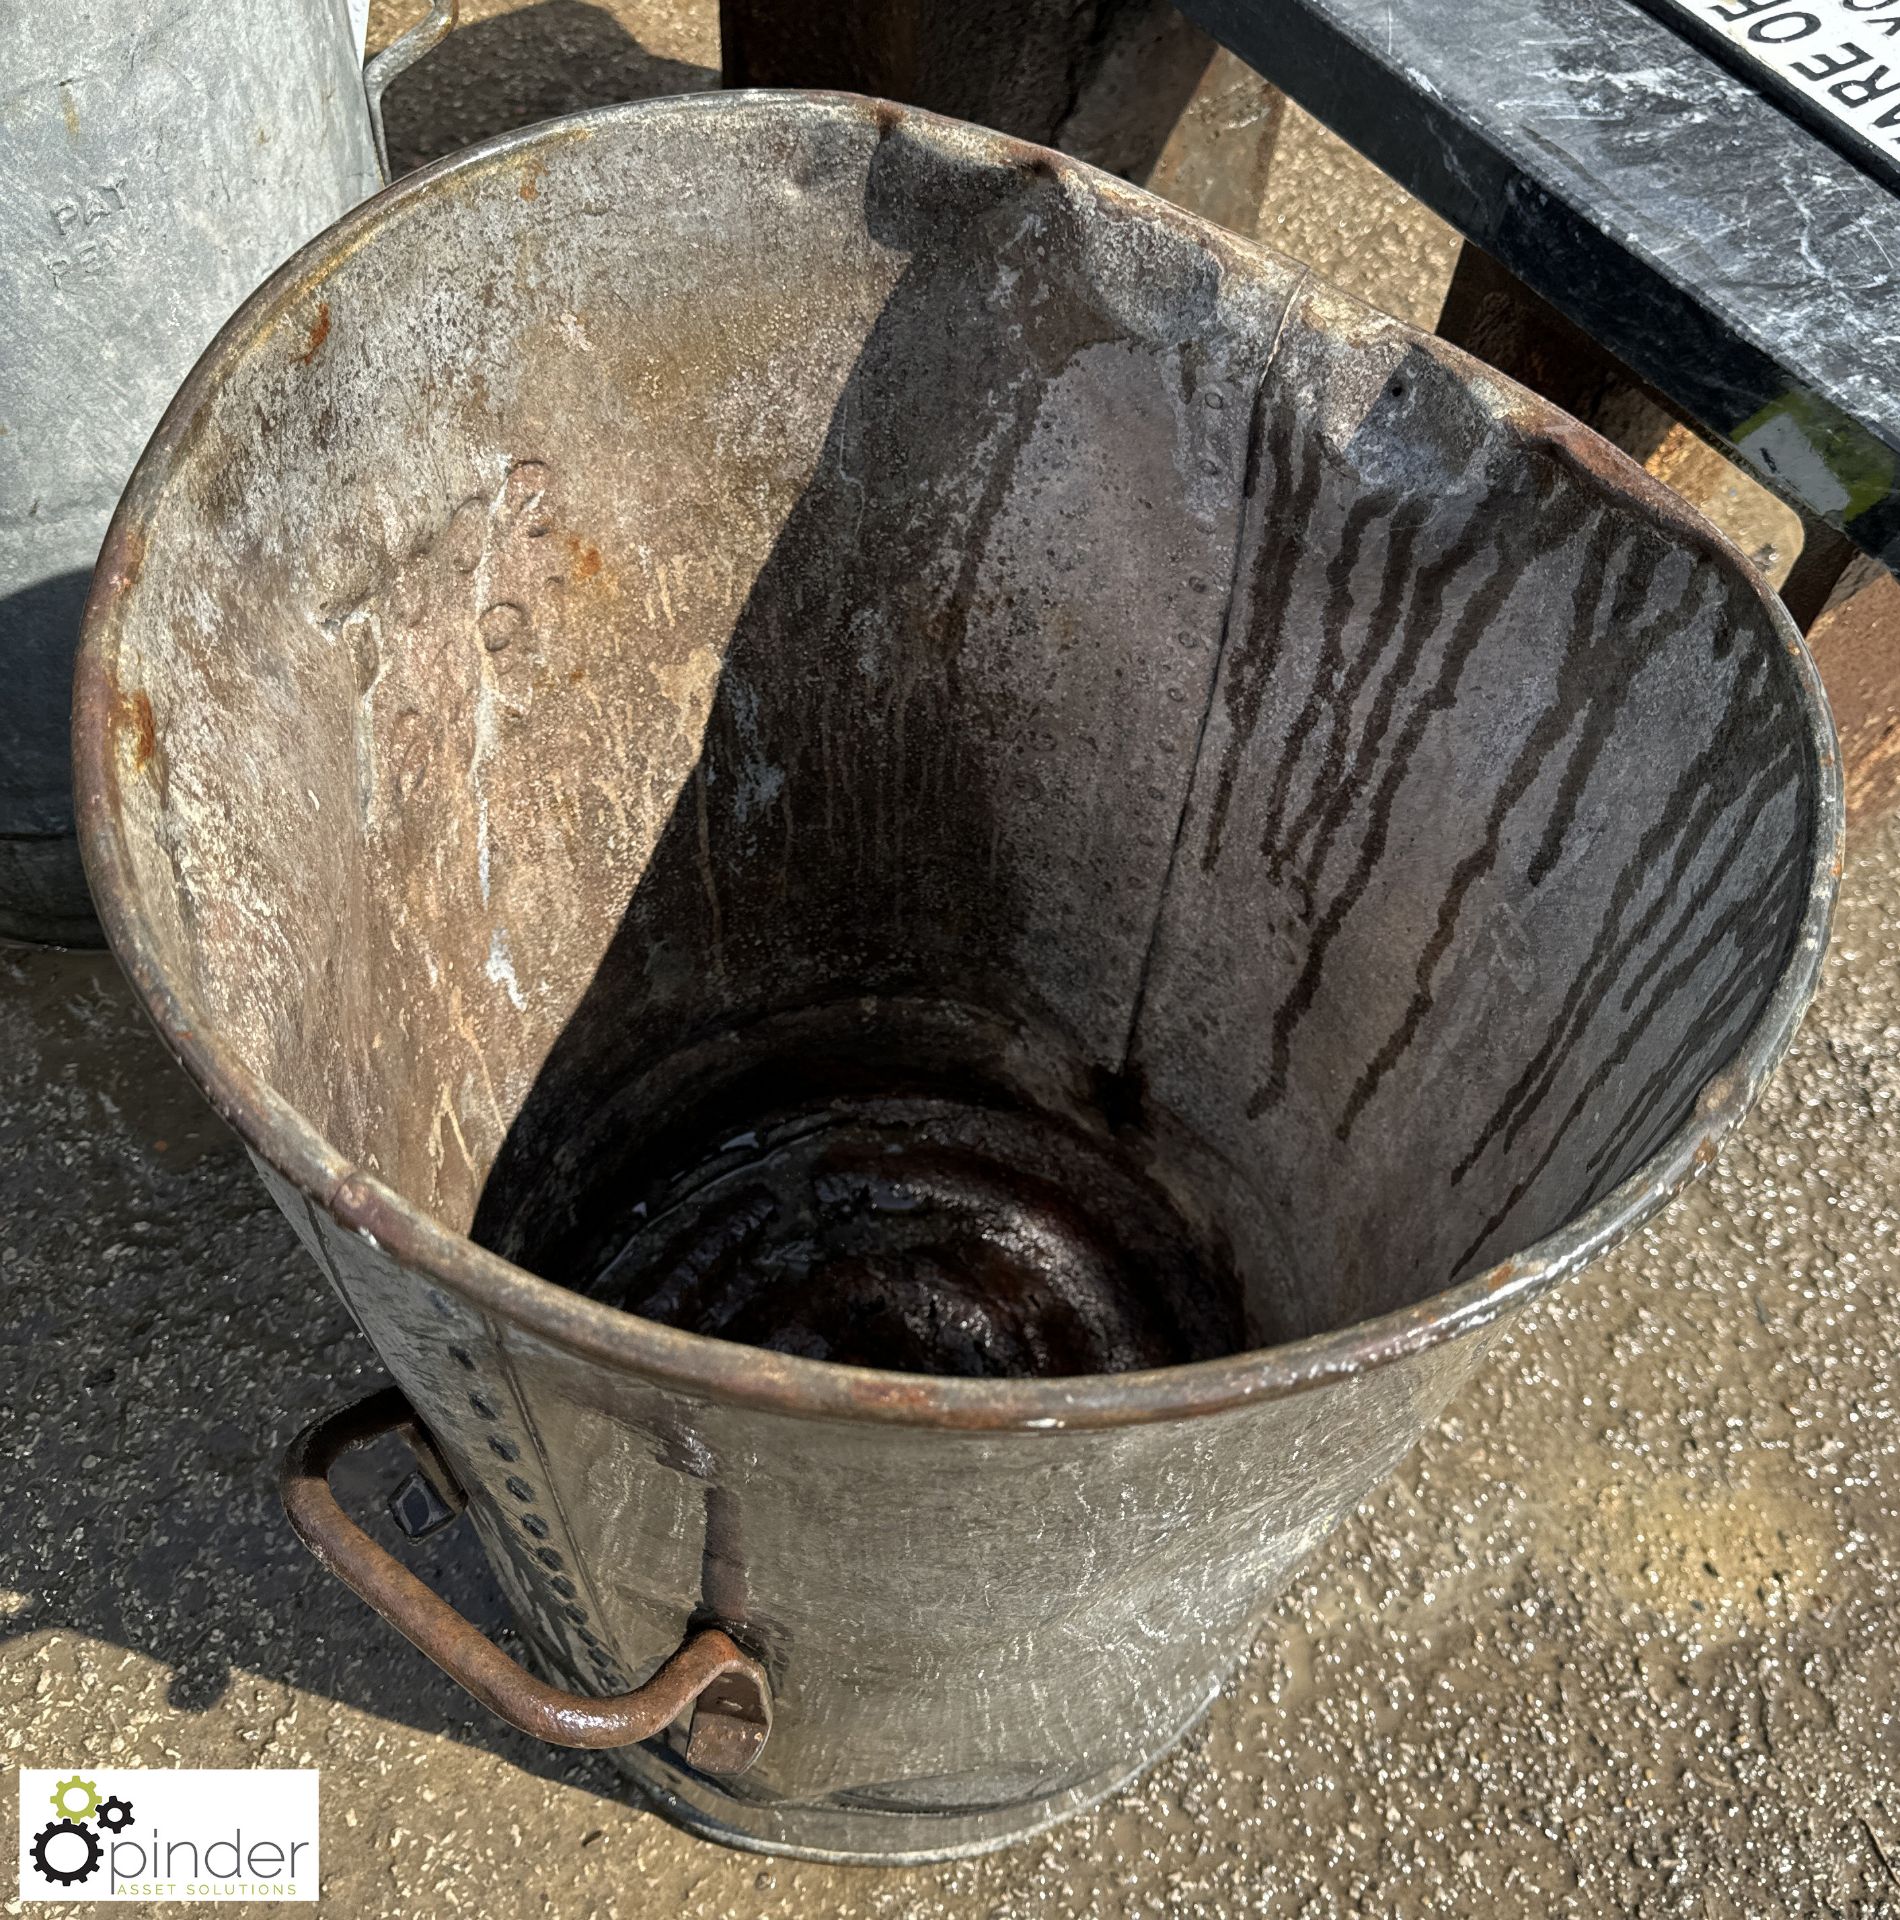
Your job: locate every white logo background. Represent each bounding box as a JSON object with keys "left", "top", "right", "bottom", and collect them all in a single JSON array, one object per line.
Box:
[{"left": 18, "top": 1769, "right": 319, "bottom": 1903}]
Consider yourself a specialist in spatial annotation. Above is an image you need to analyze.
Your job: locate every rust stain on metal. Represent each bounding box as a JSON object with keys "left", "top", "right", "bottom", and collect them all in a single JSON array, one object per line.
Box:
[
  {"left": 1697, "top": 1065, "right": 1748, "bottom": 1115},
  {"left": 108, "top": 684, "right": 156, "bottom": 776},
  {"left": 519, "top": 157, "right": 544, "bottom": 200},
  {"left": 565, "top": 534, "right": 601, "bottom": 579},
  {"left": 103, "top": 525, "right": 144, "bottom": 594},
  {"left": 293, "top": 301, "right": 332, "bottom": 366}
]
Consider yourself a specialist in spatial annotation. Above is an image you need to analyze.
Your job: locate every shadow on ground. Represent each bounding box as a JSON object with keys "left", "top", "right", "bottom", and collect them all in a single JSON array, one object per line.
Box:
[
  {"left": 380, "top": 0, "right": 716, "bottom": 176},
  {"left": 0, "top": 943, "right": 627, "bottom": 1803}
]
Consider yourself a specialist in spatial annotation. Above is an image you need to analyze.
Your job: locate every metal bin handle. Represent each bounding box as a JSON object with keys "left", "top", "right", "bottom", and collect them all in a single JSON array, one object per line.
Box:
[
  {"left": 362, "top": 0, "right": 460, "bottom": 180},
  {"left": 281, "top": 1384, "right": 772, "bottom": 1774}
]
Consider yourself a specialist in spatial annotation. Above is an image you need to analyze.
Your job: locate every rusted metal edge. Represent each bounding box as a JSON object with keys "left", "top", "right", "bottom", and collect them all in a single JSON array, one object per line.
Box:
[
  {"left": 72, "top": 91, "right": 1845, "bottom": 1435},
  {"left": 281, "top": 1385, "right": 771, "bottom": 1767}
]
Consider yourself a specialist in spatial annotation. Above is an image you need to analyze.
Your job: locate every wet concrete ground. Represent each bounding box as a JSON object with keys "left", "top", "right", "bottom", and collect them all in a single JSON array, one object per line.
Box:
[{"left": 6, "top": 4, "right": 1893, "bottom": 1915}]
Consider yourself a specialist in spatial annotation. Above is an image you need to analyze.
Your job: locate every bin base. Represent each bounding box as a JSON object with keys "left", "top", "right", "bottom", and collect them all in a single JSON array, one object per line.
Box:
[{"left": 609, "top": 1683, "right": 1221, "bottom": 1865}]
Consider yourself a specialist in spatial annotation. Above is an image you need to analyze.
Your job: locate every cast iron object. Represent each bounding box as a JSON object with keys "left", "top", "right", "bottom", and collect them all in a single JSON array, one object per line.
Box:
[
  {"left": 0, "top": 0, "right": 455, "bottom": 949},
  {"left": 73, "top": 94, "right": 1841, "bottom": 1862}
]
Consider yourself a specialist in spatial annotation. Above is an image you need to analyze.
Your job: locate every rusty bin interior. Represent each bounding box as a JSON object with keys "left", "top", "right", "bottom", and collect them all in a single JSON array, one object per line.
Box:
[{"left": 79, "top": 95, "right": 1830, "bottom": 1382}]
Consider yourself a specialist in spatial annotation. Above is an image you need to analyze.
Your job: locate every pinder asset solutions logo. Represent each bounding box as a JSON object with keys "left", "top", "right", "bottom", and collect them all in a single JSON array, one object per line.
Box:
[{"left": 18, "top": 1769, "right": 319, "bottom": 1903}]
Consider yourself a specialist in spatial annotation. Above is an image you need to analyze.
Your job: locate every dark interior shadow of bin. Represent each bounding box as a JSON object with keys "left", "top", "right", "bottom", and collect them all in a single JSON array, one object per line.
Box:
[{"left": 73, "top": 96, "right": 1839, "bottom": 1863}]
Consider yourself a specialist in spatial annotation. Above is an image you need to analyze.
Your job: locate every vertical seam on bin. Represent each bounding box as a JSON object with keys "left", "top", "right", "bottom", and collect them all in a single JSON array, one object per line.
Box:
[
  {"left": 1115, "top": 264, "right": 1313, "bottom": 1078},
  {"left": 300, "top": 1192, "right": 358, "bottom": 1306},
  {"left": 489, "top": 1335, "right": 629, "bottom": 1694}
]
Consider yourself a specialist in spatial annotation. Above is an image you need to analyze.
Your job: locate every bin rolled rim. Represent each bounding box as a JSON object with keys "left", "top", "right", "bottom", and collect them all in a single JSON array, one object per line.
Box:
[{"left": 72, "top": 92, "right": 1846, "bottom": 1434}]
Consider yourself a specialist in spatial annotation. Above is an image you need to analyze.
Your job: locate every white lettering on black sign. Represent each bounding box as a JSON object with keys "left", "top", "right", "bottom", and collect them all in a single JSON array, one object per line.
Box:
[{"left": 1649, "top": 0, "right": 1900, "bottom": 173}]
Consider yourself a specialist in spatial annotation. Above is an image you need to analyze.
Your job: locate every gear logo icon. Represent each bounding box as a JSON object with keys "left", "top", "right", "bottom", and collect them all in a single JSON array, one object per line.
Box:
[
  {"left": 25, "top": 1777, "right": 135, "bottom": 1888},
  {"left": 30, "top": 1817, "right": 103, "bottom": 1888},
  {"left": 49, "top": 1774, "right": 100, "bottom": 1821}
]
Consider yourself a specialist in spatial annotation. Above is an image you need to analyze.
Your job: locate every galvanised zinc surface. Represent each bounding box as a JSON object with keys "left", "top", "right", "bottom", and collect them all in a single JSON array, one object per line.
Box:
[
  {"left": 73, "top": 96, "right": 1839, "bottom": 1859},
  {"left": 0, "top": 0, "right": 382, "bottom": 944}
]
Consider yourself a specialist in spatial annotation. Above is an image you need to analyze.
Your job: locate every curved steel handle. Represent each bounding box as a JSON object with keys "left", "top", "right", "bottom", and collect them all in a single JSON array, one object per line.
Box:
[
  {"left": 362, "top": 0, "right": 459, "bottom": 181},
  {"left": 281, "top": 1385, "right": 772, "bottom": 1773}
]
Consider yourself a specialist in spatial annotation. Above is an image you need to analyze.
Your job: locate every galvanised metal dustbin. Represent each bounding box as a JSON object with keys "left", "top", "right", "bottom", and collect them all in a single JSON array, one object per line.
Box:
[
  {"left": 0, "top": 0, "right": 455, "bottom": 947},
  {"left": 73, "top": 94, "right": 1841, "bottom": 1863}
]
